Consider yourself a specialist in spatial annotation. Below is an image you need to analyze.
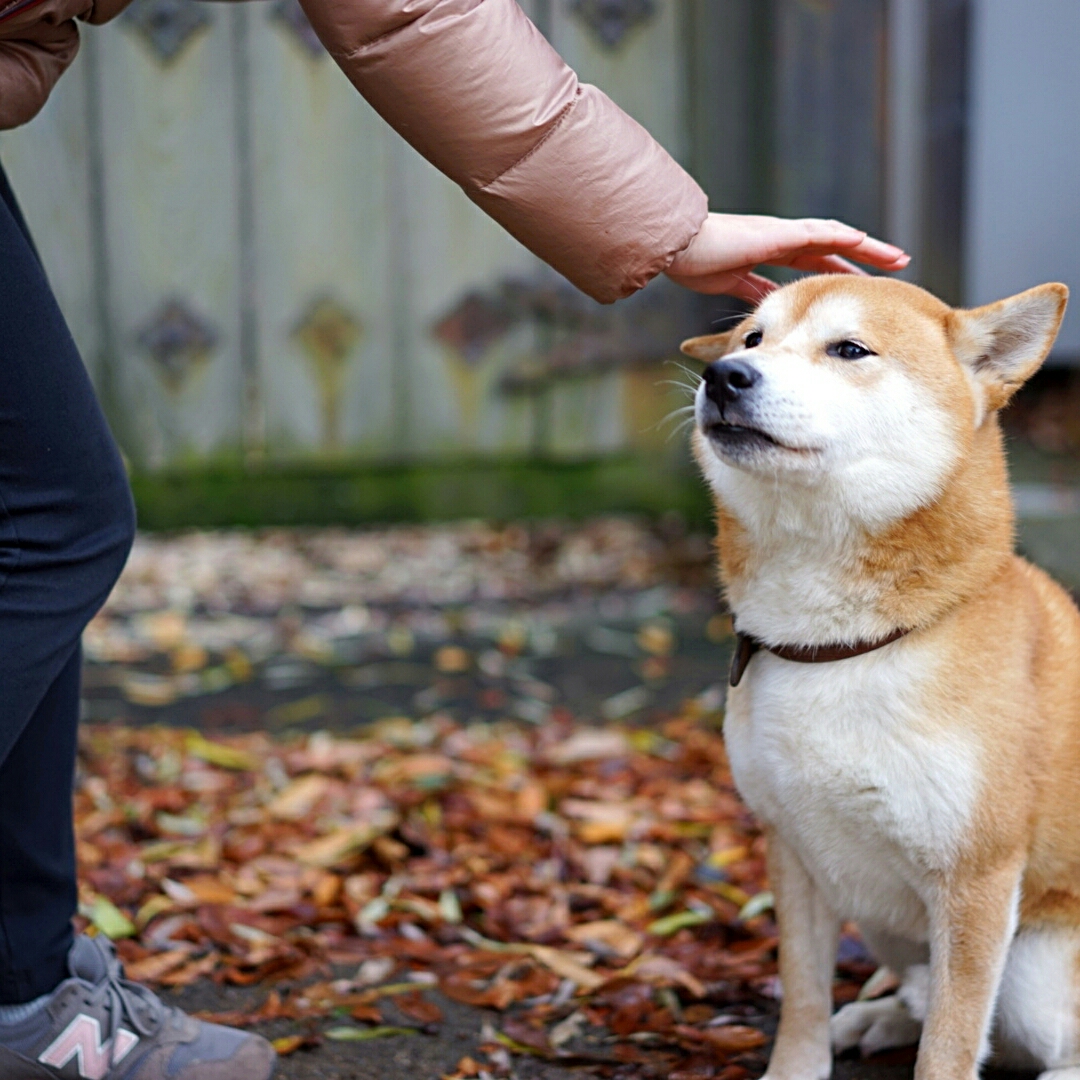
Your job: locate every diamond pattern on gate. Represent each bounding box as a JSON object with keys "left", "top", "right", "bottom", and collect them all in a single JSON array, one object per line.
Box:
[
  {"left": 568, "top": 0, "right": 655, "bottom": 49},
  {"left": 294, "top": 297, "right": 362, "bottom": 450},
  {"left": 136, "top": 300, "right": 218, "bottom": 389},
  {"left": 121, "top": 0, "right": 212, "bottom": 63}
]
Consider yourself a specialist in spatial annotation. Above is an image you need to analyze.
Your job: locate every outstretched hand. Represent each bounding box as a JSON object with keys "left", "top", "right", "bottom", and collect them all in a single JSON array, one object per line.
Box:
[{"left": 664, "top": 213, "right": 910, "bottom": 302}]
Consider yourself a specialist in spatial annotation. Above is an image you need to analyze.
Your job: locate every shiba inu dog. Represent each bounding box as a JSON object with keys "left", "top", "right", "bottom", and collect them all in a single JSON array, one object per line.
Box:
[{"left": 684, "top": 276, "right": 1079, "bottom": 1080}]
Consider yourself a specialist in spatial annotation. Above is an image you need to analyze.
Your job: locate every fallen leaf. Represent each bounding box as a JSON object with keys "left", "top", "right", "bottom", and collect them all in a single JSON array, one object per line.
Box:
[
  {"left": 266, "top": 775, "right": 331, "bottom": 821},
  {"left": 325, "top": 1025, "right": 418, "bottom": 1041},
  {"left": 123, "top": 949, "right": 189, "bottom": 982},
  {"left": 738, "top": 891, "right": 774, "bottom": 921},
  {"left": 546, "top": 729, "right": 629, "bottom": 765},
  {"left": 82, "top": 896, "right": 136, "bottom": 940},
  {"left": 647, "top": 910, "right": 710, "bottom": 937},
  {"left": 270, "top": 1033, "right": 318, "bottom": 1056},
  {"left": 185, "top": 733, "right": 259, "bottom": 771},
  {"left": 565, "top": 920, "right": 644, "bottom": 960},
  {"left": 394, "top": 991, "right": 443, "bottom": 1025},
  {"left": 293, "top": 814, "right": 398, "bottom": 868}
]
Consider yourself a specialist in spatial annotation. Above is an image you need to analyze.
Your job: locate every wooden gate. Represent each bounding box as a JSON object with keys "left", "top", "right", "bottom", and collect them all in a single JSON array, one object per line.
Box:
[
  {"left": 0, "top": 0, "right": 697, "bottom": 472},
  {"left": 4, "top": 0, "right": 983, "bottom": 487}
]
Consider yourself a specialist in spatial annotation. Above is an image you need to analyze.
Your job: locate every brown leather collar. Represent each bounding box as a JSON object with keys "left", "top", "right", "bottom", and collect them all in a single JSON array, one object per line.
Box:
[{"left": 729, "top": 626, "right": 911, "bottom": 687}]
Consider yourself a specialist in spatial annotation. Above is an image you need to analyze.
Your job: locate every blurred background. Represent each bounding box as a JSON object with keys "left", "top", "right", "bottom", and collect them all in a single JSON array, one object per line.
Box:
[{"left": 0, "top": 0, "right": 1077, "bottom": 727}]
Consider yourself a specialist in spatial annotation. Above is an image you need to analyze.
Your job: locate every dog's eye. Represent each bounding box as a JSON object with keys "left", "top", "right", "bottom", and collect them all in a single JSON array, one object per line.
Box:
[
  {"left": 744, "top": 330, "right": 763, "bottom": 349},
  {"left": 828, "top": 340, "right": 874, "bottom": 361}
]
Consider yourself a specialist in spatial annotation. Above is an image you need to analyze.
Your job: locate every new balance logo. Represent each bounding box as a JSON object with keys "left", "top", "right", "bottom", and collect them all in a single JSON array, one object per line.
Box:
[{"left": 38, "top": 1014, "right": 139, "bottom": 1079}]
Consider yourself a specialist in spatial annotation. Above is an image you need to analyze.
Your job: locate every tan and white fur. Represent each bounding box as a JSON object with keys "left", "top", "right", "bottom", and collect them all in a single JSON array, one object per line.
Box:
[{"left": 684, "top": 276, "right": 1079, "bottom": 1080}]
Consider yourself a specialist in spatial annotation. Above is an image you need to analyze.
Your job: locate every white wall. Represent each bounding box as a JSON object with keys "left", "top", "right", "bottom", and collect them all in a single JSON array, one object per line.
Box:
[{"left": 965, "top": 0, "right": 1080, "bottom": 361}]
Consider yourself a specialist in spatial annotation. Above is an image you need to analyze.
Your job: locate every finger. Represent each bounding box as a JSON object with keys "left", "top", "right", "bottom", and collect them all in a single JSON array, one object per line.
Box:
[
  {"left": 772, "top": 220, "right": 908, "bottom": 268},
  {"left": 839, "top": 235, "right": 910, "bottom": 270},
  {"left": 766, "top": 244, "right": 909, "bottom": 274},
  {"left": 783, "top": 254, "right": 870, "bottom": 275},
  {"left": 794, "top": 218, "right": 871, "bottom": 250},
  {"left": 671, "top": 269, "right": 777, "bottom": 301},
  {"left": 745, "top": 221, "right": 864, "bottom": 265}
]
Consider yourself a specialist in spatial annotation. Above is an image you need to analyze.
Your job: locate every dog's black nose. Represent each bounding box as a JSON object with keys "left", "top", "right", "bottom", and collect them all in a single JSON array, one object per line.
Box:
[{"left": 703, "top": 359, "right": 761, "bottom": 407}]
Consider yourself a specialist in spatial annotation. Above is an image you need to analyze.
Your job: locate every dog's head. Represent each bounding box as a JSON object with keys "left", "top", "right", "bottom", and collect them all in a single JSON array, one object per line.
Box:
[{"left": 685, "top": 276, "right": 1068, "bottom": 530}]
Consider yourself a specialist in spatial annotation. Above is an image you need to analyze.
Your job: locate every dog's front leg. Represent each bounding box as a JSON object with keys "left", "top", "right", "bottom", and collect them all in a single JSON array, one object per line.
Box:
[
  {"left": 763, "top": 829, "right": 840, "bottom": 1080},
  {"left": 916, "top": 860, "right": 1023, "bottom": 1080}
]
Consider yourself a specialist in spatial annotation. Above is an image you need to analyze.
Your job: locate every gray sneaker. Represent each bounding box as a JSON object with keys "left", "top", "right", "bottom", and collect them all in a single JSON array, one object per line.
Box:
[{"left": 0, "top": 935, "right": 275, "bottom": 1079}]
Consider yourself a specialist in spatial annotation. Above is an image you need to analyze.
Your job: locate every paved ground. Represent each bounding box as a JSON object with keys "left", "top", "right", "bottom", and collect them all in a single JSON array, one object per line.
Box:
[
  {"left": 161, "top": 977, "right": 1035, "bottom": 1080},
  {"left": 160, "top": 977, "right": 933, "bottom": 1080},
  {"left": 160, "top": 978, "right": 1026, "bottom": 1080},
  {"left": 80, "top": 518, "right": 732, "bottom": 735},
  {"left": 167, "top": 981, "right": 595, "bottom": 1080}
]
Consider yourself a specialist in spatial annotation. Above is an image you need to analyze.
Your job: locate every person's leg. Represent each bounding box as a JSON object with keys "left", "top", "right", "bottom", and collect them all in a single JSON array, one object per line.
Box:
[
  {"left": 0, "top": 167, "right": 275, "bottom": 1078},
  {"left": 0, "top": 647, "right": 82, "bottom": 1004},
  {"left": 0, "top": 163, "right": 135, "bottom": 1003}
]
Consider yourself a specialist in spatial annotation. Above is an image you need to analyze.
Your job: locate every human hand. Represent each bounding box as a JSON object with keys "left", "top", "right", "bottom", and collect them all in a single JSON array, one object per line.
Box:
[{"left": 664, "top": 213, "right": 910, "bottom": 302}]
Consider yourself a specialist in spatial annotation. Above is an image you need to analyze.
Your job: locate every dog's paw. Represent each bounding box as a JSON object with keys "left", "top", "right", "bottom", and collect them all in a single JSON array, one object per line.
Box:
[
  {"left": 760, "top": 1039, "right": 832, "bottom": 1080},
  {"left": 896, "top": 963, "right": 930, "bottom": 1021},
  {"left": 830, "top": 996, "right": 922, "bottom": 1057},
  {"left": 760, "top": 1066, "right": 830, "bottom": 1080}
]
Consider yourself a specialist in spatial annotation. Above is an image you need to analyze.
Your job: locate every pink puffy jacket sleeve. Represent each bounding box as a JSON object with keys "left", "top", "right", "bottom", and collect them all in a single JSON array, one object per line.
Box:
[{"left": 297, "top": 0, "right": 709, "bottom": 303}]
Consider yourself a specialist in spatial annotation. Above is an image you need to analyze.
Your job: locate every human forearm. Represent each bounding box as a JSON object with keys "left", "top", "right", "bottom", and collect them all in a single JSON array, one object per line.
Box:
[{"left": 296, "top": 0, "right": 708, "bottom": 303}]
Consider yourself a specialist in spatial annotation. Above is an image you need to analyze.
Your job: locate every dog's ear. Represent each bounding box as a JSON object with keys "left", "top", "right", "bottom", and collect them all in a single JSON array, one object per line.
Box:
[
  {"left": 680, "top": 329, "right": 739, "bottom": 362},
  {"left": 948, "top": 283, "right": 1068, "bottom": 412}
]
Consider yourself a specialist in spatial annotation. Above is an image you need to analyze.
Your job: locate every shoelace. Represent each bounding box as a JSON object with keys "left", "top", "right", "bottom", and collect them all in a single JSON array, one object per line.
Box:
[{"left": 84, "top": 940, "right": 169, "bottom": 1066}]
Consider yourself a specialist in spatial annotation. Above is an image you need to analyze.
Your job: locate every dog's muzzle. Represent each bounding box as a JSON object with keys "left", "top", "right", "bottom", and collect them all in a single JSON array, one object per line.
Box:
[
  {"left": 703, "top": 359, "right": 761, "bottom": 412},
  {"left": 699, "top": 358, "right": 765, "bottom": 435}
]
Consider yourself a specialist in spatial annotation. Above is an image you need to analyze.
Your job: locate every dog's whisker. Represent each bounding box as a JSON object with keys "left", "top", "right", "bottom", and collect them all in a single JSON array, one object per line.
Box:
[
  {"left": 662, "top": 360, "right": 707, "bottom": 384},
  {"left": 652, "top": 405, "right": 696, "bottom": 429},
  {"left": 644, "top": 404, "right": 697, "bottom": 438},
  {"left": 744, "top": 279, "right": 770, "bottom": 305},
  {"left": 655, "top": 380, "right": 699, "bottom": 399},
  {"left": 663, "top": 416, "right": 696, "bottom": 443}
]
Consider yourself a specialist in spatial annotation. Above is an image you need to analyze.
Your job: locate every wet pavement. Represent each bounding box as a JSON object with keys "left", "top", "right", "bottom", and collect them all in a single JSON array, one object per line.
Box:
[{"left": 81, "top": 519, "right": 734, "bottom": 737}]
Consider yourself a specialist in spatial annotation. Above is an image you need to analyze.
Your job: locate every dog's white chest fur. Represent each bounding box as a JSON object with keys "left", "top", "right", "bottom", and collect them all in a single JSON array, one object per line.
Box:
[{"left": 724, "top": 643, "right": 982, "bottom": 940}]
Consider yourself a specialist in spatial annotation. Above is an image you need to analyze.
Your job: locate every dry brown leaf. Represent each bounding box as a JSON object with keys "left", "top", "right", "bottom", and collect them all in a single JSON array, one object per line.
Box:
[
  {"left": 265, "top": 775, "right": 331, "bottom": 821},
  {"left": 73, "top": 708, "right": 802, "bottom": 1075},
  {"left": 122, "top": 949, "right": 190, "bottom": 983},
  {"left": 621, "top": 953, "right": 707, "bottom": 998},
  {"left": 527, "top": 945, "right": 605, "bottom": 990},
  {"left": 546, "top": 729, "right": 629, "bottom": 765},
  {"left": 564, "top": 920, "right": 645, "bottom": 960},
  {"left": 292, "top": 812, "right": 398, "bottom": 868}
]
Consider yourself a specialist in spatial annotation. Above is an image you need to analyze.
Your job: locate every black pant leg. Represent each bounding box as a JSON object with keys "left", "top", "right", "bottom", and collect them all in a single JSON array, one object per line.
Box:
[
  {"left": 0, "top": 647, "right": 82, "bottom": 1003},
  {"left": 0, "top": 164, "right": 136, "bottom": 1002}
]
